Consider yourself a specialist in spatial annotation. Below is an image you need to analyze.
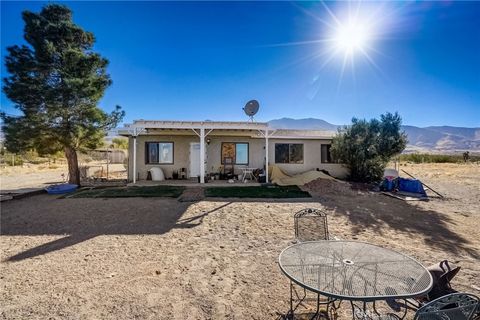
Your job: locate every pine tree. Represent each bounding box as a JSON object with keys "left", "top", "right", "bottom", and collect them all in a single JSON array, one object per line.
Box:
[{"left": 2, "top": 4, "right": 124, "bottom": 185}]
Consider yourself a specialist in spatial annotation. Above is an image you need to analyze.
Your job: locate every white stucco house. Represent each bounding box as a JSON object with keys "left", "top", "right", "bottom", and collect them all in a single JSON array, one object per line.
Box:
[{"left": 117, "top": 120, "right": 347, "bottom": 184}]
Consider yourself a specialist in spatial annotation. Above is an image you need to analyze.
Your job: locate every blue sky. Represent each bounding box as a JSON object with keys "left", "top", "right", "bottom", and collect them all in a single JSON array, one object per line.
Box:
[{"left": 1, "top": 1, "right": 479, "bottom": 127}]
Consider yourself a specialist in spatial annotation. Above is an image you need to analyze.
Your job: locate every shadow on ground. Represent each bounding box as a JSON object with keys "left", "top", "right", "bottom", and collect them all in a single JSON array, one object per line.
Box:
[
  {"left": 0, "top": 194, "right": 232, "bottom": 262},
  {"left": 314, "top": 189, "right": 479, "bottom": 260},
  {"left": 1, "top": 187, "right": 478, "bottom": 263}
]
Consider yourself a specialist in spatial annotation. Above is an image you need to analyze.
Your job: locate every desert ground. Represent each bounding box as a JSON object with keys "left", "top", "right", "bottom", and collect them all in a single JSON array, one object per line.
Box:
[
  {"left": 1, "top": 162, "right": 479, "bottom": 319},
  {"left": 0, "top": 163, "right": 68, "bottom": 193},
  {"left": 0, "top": 163, "right": 126, "bottom": 193}
]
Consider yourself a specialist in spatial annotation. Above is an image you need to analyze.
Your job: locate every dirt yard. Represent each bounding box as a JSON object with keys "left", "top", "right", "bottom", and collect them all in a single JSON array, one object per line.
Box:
[
  {"left": 0, "top": 163, "right": 126, "bottom": 193},
  {"left": 1, "top": 163, "right": 479, "bottom": 319},
  {"left": 0, "top": 164, "right": 68, "bottom": 193}
]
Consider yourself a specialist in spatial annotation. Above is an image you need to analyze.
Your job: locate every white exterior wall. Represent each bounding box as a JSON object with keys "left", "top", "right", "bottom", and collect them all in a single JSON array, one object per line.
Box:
[
  {"left": 128, "top": 135, "right": 197, "bottom": 181},
  {"left": 205, "top": 136, "right": 264, "bottom": 176},
  {"left": 127, "top": 134, "right": 348, "bottom": 181},
  {"left": 268, "top": 138, "right": 348, "bottom": 179},
  {"left": 128, "top": 134, "right": 266, "bottom": 181}
]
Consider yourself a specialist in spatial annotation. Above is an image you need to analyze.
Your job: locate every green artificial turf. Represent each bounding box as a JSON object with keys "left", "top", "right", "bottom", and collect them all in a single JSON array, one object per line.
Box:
[
  {"left": 204, "top": 185, "right": 311, "bottom": 198},
  {"left": 68, "top": 185, "right": 185, "bottom": 198}
]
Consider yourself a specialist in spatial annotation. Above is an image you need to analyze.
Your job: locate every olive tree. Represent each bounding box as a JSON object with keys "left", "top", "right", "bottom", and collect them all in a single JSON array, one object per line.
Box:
[{"left": 331, "top": 112, "right": 407, "bottom": 182}]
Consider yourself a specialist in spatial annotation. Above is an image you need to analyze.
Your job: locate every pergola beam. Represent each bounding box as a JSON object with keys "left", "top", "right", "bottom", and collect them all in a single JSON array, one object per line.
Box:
[{"left": 123, "top": 120, "right": 268, "bottom": 131}]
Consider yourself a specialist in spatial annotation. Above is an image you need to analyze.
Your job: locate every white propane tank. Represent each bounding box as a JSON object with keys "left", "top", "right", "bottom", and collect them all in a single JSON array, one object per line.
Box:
[{"left": 149, "top": 167, "right": 165, "bottom": 181}]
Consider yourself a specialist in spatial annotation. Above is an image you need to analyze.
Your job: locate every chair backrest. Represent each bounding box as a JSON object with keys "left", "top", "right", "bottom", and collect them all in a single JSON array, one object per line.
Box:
[
  {"left": 223, "top": 157, "right": 234, "bottom": 175},
  {"left": 414, "top": 293, "right": 479, "bottom": 320},
  {"left": 294, "top": 208, "right": 329, "bottom": 242},
  {"left": 426, "top": 260, "right": 461, "bottom": 301}
]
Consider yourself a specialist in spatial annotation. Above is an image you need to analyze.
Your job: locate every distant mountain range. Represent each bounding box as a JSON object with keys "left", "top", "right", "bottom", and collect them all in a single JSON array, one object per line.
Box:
[{"left": 268, "top": 118, "right": 480, "bottom": 153}]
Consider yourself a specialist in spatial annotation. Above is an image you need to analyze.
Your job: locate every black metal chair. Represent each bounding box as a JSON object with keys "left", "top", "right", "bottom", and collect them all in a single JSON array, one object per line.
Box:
[
  {"left": 414, "top": 293, "right": 479, "bottom": 320},
  {"left": 290, "top": 208, "right": 339, "bottom": 319},
  {"left": 223, "top": 157, "right": 234, "bottom": 179},
  {"left": 294, "top": 208, "right": 330, "bottom": 242}
]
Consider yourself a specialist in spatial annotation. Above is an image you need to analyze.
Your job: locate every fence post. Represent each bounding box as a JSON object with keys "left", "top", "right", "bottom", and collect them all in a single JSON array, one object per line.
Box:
[{"left": 106, "top": 147, "right": 109, "bottom": 180}]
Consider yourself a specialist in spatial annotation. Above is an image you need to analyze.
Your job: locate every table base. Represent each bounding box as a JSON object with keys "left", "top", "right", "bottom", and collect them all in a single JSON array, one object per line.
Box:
[
  {"left": 286, "top": 282, "right": 412, "bottom": 320},
  {"left": 349, "top": 300, "right": 409, "bottom": 320},
  {"left": 287, "top": 281, "right": 341, "bottom": 320}
]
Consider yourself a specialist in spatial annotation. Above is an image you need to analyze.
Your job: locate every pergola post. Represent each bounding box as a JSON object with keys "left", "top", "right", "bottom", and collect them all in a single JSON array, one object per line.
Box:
[
  {"left": 200, "top": 127, "right": 205, "bottom": 184},
  {"left": 265, "top": 131, "right": 269, "bottom": 183},
  {"left": 131, "top": 127, "right": 146, "bottom": 184},
  {"left": 132, "top": 135, "right": 137, "bottom": 184}
]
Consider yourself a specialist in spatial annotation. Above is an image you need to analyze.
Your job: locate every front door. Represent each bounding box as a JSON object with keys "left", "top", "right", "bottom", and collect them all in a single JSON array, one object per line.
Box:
[{"left": 189, "top": 143, "right": 201, "bottom": 178}]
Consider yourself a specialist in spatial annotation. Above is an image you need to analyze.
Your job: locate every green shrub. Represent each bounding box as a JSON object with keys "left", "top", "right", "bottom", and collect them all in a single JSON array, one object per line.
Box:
[
  {"left": 3, "top": 157, "right": 24, "bottom": 166},
  {"left": 23, "top": 150, "right": 39, "bottom": 162},
  {"left": 29, "top": 158, "right": 49, "bottom": 164},
  {"left": 399, "top": 153, "right": 480, "bottom": 163},
  {"left": 112, "top": 137, "right": 128, "bottom": 150},
  {"left": 331, "top": 112, "right": 407, "bottom": 183}
]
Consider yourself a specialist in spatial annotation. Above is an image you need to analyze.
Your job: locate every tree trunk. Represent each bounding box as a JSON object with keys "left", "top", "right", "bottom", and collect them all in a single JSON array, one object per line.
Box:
[{"left": 65, "top": 146, "right": 80, "bottom": 185}]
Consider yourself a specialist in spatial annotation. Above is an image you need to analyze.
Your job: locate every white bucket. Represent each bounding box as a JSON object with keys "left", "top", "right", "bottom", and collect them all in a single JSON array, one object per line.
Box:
[{"left": 383, "top": 168, "right": 399, "bottom": 179}]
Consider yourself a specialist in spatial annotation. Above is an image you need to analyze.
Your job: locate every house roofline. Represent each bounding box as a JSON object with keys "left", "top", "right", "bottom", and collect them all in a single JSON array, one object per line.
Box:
[{"left": 115, "top": 119, "right": 335, "bottom": 139}]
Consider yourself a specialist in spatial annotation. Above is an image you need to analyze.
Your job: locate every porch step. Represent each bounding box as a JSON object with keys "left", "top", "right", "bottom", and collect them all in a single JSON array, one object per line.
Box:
[{"left": 178, "top": 187, "right": 205, "bottom": 202}]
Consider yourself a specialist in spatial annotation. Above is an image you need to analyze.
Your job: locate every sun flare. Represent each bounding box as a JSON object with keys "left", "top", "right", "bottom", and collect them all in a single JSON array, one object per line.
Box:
[
  {"left": 262, "top": 2, "right": 387, "bottom": 92},
  {"left": 318, "top": 3, "right": 385, "bottom": 89},
  {"left": 334, "top": 22, "right": 370, "bottom": 55}
]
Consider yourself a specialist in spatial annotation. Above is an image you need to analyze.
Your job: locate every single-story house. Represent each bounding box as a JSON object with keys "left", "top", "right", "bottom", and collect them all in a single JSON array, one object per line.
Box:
[{"left": 117, "top": 120, "right": 347, "bottom": 183}]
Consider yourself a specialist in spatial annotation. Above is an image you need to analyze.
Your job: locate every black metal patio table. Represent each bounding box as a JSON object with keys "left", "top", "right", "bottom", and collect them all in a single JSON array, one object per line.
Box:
[{"left": 278, "top": 241, "right": 433, "bottom": 319}]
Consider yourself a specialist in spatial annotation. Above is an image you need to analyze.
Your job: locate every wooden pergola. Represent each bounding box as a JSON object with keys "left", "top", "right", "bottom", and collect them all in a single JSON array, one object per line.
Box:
[{"left": 118, "top": 120, "right": 276, "bottom": 184}]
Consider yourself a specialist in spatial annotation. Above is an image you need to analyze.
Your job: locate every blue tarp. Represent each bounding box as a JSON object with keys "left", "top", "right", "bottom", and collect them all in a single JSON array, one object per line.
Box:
[
  {"left": 45, "top": 183, "right": 78, "bottom": 194},
  {"left": 381, "top": 178, "right": 396, "bottom": 191},
  {"left": 398, "top": 178, "right": 426, "bottom": 195}
]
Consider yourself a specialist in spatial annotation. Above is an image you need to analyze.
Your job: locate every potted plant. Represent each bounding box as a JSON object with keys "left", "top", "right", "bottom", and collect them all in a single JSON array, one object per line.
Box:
[
  {"left": 172, "top": 170, "right": 179, "bottom": 180},
  {"left": 197, "top": 175, "right": 208, "bottom": 183}
]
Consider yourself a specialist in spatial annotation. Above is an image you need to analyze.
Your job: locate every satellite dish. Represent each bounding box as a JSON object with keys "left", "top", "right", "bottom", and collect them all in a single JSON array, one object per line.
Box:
[{"left": 243, "top": 100, "right": 259, "bottom": 121}]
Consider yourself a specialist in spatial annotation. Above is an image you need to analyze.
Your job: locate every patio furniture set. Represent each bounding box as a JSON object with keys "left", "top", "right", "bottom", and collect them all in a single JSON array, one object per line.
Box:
[
  {"left": 146, "top": 164, "right": 262, "bottom": 183},
  {"left": 221, "top": 157, "right": 264, "bottom": 183},
  {"left": 278, "top": 208, "right": 480, "bottom": 320}
]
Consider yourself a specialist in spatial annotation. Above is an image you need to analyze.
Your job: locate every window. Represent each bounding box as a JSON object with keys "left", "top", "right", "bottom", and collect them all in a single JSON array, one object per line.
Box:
[
  {"left": 321, "top": 144, "right": 333, "bottom": 163},
  {"left": 235, "top": 143, "right": 248, "bottom": 164},
  {"left": 275, "top": 143, "right": 304, "bottom": 164},
  {"left": 145, "top": 142, "right": 174, "bottom": 164},
  {"left": 221, "top": 142, "right": 249, "bottom": 165}
]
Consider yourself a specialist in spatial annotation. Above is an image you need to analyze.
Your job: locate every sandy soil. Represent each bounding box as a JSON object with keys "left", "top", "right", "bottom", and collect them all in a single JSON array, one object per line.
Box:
[
  {"left": 0, "top": 163, "right": 126, "bottom": 193},
  {"left": 1, "top": 168, "right": 68, "bottom": 193},
  {"left": 1, "top": 163, "right": 479, "bottom": 319}
]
